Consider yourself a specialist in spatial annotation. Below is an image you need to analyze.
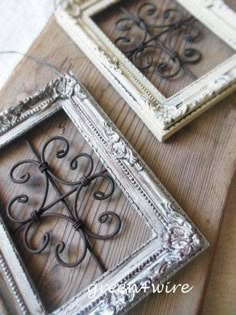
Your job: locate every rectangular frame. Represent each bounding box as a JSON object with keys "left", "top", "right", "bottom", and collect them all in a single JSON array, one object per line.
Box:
[
  {"left": 56, "top": 0, "right": 236, "bottom": 141},
  {"left": 0, "top": 73, "right": 208, "bottom": 314}
]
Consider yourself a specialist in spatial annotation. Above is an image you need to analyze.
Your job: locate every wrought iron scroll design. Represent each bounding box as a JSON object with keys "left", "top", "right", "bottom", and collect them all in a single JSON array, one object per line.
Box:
[
  {"left": 7, "top": 136, "right": 121, "bottom": 271},
  {"left": 114, "top": 2, "right": 203, "bottom": 80}
]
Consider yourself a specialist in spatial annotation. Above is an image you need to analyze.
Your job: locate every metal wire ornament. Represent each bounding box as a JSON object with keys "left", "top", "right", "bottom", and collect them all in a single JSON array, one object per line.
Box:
[
  {"left": 114, "top": 2, "right": 203, "bottom": 80},
  {"left": 7, "top": 136, "right": 122, "bottom": 271}
]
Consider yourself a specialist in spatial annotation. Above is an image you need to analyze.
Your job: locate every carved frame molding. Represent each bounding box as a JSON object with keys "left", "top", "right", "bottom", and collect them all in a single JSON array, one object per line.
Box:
[
  {"left": 55, "top": 0, "right": 236, "bottom": 141},
  {"left": 0, "top": 73, "right": 208, "bottom": 314}
]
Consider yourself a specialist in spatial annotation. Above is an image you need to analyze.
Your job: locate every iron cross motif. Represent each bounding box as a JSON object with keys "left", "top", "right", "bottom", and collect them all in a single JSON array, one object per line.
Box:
[
  {"left": 7, "top": 136, "right": 122, "bottom": 270},
  {"left": 115, "top": 2, "right": 202, "bottom": 80}
]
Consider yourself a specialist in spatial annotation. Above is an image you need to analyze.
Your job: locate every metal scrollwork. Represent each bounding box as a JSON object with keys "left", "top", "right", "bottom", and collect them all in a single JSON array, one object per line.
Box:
[
  {"left": 115, "top": 3, "right": 203, "bottom": 80},
  {"left": 7, "top": 136, "right": 122, "bottom": 271}
]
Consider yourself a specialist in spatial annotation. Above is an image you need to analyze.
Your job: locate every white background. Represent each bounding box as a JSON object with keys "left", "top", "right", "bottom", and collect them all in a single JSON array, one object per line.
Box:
[{"left": 0, "top": 1, "right": 54, "bottom": 90}]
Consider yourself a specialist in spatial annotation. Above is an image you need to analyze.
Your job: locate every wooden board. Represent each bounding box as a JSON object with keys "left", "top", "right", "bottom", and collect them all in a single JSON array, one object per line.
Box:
[
  {"left": 0, "top": 8, "right": 235, "bottom": 314},
  {"left": 201, "top": 173, "right": 236, "bottom": 315}
]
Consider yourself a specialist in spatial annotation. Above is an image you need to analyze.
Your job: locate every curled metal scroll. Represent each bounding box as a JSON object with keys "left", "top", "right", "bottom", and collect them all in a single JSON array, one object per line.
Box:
[
  {"left": 7, "top": 136, "right": 122, "bottom": 271},
  {"left": 114, "top": 3, "right": 202, "bottom": 80}
]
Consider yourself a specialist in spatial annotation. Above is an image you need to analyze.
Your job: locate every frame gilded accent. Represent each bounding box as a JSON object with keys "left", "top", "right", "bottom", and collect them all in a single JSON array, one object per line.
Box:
[
  {"left": 55, "top": 0, "right": 236, "bottom": 141},
  {"left": 0, "top": 73, "right": 208, "bottom": 314}
]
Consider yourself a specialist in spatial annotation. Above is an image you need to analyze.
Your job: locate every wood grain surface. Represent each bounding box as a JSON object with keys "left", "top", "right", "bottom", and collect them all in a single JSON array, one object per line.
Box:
[
  {"left": 0, "top": 1, "right": 235, "bottom": 313},
  {"left": 201, "top": 173, "right": 236, "bottom": 315}
]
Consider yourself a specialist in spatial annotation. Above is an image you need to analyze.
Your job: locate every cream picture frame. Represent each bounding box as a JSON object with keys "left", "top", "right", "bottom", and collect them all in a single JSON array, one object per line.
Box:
[{"left": 56, "top": 0, "right": 236, "bottom": 141}]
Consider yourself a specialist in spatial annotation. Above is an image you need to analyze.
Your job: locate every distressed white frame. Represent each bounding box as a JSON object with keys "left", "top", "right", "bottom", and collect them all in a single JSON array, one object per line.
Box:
[
  {"left": 0, "top": 73, "right": 208, "bottom": 315},
  {"left": 55, "top": 0, "right": 236, "bottom": 141}
]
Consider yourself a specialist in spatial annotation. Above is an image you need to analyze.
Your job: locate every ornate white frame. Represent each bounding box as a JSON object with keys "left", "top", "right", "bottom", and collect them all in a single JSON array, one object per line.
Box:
[
  {"left": 55, "top": 0, "right": 236, "bottom": 141},
  {"left": 0, "top": 73, "right": 208, "bottom": 314}
]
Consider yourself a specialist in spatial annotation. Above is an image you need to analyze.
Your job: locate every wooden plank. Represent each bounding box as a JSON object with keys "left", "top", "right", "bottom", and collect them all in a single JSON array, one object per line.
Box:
[
  {"left": 0, "top": 8, "right": 235, "bottom": 314},
  {"left": 201, "top": 173, "right": 236, "bottom": 315}
]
